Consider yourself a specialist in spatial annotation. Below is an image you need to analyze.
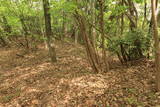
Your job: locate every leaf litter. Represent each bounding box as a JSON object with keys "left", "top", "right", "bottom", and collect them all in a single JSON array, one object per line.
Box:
[{"left": 0, "top": 41, "right": 160, "bottom": 107}]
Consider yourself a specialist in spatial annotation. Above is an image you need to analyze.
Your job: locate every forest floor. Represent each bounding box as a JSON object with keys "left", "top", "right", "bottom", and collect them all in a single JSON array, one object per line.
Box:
[{"left": 0, "top": 41, "right": 160, "bottom": 107}]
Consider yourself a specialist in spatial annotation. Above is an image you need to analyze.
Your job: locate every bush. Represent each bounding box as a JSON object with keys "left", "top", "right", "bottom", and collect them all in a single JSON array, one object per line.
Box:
[{"left": 108, "top": 28, "right": 150, "bottom": 61}]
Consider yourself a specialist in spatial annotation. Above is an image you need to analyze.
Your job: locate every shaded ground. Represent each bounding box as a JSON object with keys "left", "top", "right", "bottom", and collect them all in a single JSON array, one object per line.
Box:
[{"left": 0, "top": 41, "right": 160, "bottom": 107}]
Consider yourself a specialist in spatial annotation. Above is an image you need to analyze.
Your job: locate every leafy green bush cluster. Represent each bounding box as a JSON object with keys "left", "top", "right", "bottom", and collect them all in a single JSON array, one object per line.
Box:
[{"left": 108, "top": 28, "right": 150, "bottom": 60}]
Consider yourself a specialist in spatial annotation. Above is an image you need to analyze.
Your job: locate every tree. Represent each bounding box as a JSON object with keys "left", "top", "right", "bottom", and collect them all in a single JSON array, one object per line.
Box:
[
  {"left": 151, "top": 0, "right": 160, "bottom": 91},
  {"left": 98, "top": 0, "right": 109, "bottom": 72},
  {"left": 43, "top": 0, "right": 57, "bottom": 62}
]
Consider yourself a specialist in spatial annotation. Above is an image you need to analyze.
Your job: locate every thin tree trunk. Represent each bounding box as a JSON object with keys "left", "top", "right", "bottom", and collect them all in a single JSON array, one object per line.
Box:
[
  {"left": 120, "top": 0, "right": 128, "bottom": 63},
  {"left": 75, "top": 28, "right": 79, "bottom": 44},
  {"left": 43, "top": 0, "right": 57, "bottom": 62},
  {"left": 20, "top": 17, "right": 29, "bottom": 49},
  {"left": 99, "top": 0, "right": 109, "bottom": 72},
  {"left": 62, "top": 11, "right": 67, "bottom": 40},
  {"left": 151, "top": 0, "right": 160, "bottom": 91},
  {"left": 90, "top": 0, "right": 96, "bottom": 48},
  {"left": 142, "top": 0, "right": 147, "bottom": 28},
  {"left": 74, "top": 11, "right": 100, "bottom": 73},
  {"left": 1, "top": 16, "right": 11, "bottom": 46},
  {"left": 148, "top": 0, "right": 158, "bottom": 58}
]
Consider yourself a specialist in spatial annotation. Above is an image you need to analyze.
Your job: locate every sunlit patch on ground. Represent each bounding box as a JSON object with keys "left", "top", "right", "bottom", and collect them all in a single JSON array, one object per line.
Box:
[{"left": 0, "top": 42, "right": 160, "bottom": 106}]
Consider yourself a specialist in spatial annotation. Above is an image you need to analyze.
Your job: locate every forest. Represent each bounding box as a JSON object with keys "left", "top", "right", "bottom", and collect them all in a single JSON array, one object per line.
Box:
[{"left": 0, "top": 0, "right": 160, "bottom": 106}]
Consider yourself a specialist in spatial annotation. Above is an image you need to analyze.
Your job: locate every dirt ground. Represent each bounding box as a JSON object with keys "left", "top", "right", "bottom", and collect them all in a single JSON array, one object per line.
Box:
[{"left": 0, "top": 41, "right": 160, "bottom": 107}]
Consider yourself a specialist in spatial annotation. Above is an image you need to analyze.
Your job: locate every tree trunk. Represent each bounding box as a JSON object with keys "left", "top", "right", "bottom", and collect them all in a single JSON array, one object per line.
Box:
[
  {"left": 43, "top": 0, "right": 57, "bottom": 62},
  {"left": 151, "top": 0, "right": 160, "bottom": 91},
  {"left": 120, "top": 0, "right": 128, "bottom": 63},
  {"left": 75, "top": 28, "right": 79, "bottom": 44},
  {"left": 89, "top": 0, "right": 96, "bottom": 48},
  {"left": 19, "top": 16, "right": 29, "bottom": 49},
  {"left": 99, "top": 0, "right": 109, "bottom": 72},
  {"left": 74, "top": 11, "right": 100, "bottom": 73},
  {"left": 142, "top": 0, "right": 147, "bottom": 28},
  {"left": 62, "top": 11, "right": 67, "bottom": 40}
]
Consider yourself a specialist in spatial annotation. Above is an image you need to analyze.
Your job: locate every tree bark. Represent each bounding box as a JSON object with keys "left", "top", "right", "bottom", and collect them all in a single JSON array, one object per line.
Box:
[
  {"left": 43, "top": 0, "right": 57, "bottom": 62},
  {"left": 151, "top": 0, "right": 160, "bottom": 91},
  {"left": 99, "top": 0, "right": 109, "bottom": 72},
  {"left": 74, "top": 11, "right": 100, "bottom": 73},
  {"left": 142, "top": 0, "right": 147, "bottom": 28},
  {"left": 89, "top": 0, "right": 96, "bottom": 48},
  {"left": 19, "top": 16, "right": 29, "bottom": 49},
  {"left": 120, "top": 0, "right": 128, "bottom": 63}
]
